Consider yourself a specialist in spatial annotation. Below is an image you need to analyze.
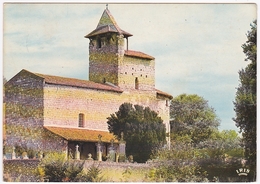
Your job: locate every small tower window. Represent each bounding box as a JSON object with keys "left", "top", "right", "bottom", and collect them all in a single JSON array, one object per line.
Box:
[
  {"left": 103, "top": 78, "right": 106, "bottom": 83},
  {"left": 97, "top": 38, "right": 102, "bottom": 48},
  {"left": 135, "top": 77, "right": 139, "bottom": 89},
  {"left": 79, "top": 113, "right": 85, "bottom": 127}
]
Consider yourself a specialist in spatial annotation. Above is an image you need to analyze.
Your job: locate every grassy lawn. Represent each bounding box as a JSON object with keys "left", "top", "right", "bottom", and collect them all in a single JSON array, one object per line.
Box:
[{"left": 100, "top": 166, "right": 150, "bottom": 182}]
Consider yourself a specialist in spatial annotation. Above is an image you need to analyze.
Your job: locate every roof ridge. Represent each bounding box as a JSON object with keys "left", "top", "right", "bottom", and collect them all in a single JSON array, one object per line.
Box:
[
  {"left": 155, "top": 88, "right": 173, "bottom": 99},
  {"left": 44, "top": 126, "right": 117, "bottom": 143},
  {"left": 34, "top": 72, "right": 87, "bottom": 82},
  {"left": 33, "top": 71, "right": 123, "bottom": 93},
  {"left": 124, "top": 49, "right": 155, "bottom": 60}
]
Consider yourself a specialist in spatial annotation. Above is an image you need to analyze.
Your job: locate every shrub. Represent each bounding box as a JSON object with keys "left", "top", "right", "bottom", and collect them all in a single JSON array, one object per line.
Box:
[
  {"left": 122, "top": 167, "right": 132, "bottom": 182},
  {"left": 75, "top": 164, "right": 104, "bottom": 182},
  {"left": 14, "top": 144, "right": 37, "bottom": 158},
  {"left": 150, "top": 143, "right": 208, "bottom": 182},
  {"left": 85, "top": 164, "right": 104, "bottom": 182},
  {"left": 27, "top": 148, "right": 36, "bottom": 158},
  {"left": 37, "top": 152, "right": 85, "bottom": 182},
  {"left": 15, "top": 144, "right": 26, "bottom": 157},
  {"left": 150, "top": 160, "right": 208, "bottom": 182}
]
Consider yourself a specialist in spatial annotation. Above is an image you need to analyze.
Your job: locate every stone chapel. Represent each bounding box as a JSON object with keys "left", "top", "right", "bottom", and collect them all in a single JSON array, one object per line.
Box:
[{"left": 4, "top": 7, "right": 172, "bottom": 160}]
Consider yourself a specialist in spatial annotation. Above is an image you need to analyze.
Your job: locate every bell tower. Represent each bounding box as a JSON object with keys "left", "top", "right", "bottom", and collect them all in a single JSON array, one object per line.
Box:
[{"left": 85, "top": 6, "right": 132, "bottom": 86}]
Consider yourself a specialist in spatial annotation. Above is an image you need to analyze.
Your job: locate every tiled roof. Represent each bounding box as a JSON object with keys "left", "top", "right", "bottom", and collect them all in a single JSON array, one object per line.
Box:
[
  {"left": 124, "top": 50, "right": 155, "bottom": 60},
  {"left": 156, "top": 89, "right": 173, "bottom": 99},
  {"left": 85, "top": 8, "right": 132, "bottom": 38},
  {"left": 34, "top": 72, "right": 123, "bottom": 93},
  {"left": 44, "top": 126, "right": 117, "bottom": 143},
  {"left": 85, "top": 25, "right": 132, "bottom": 38}
]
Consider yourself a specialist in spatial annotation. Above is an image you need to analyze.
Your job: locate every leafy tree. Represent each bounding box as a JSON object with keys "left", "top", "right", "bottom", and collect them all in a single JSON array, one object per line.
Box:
[
  {"left": 107, "top": 103, "right": 166, "bottom": 163},
  {"left": 170, "top": 94, "right": 220, "bottom": 145},
  {"left": 152, "top": 130, "right": 245, "bottom": 182},
  {"left": 197, "top": 130, "right": 243, "bottom": 159},
  {"left": 150, "top": 143, "right": 208, "bottom": 182},
  {"left": 233, "top": 20, "right": 256, "bottom": 171},
  {"left": 152, "top": 93, "right": 246, "bottom": 182}
]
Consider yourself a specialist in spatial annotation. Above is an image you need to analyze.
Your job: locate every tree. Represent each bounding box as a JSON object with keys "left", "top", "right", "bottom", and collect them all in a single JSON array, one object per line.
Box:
[
  {"left": 152, "top": 129, "right": 244, "bottom": 182},
  {"left": 107, "top": 103, "right": 166, "bottom": 163},
  {"left": 170, "top": 94, "right": 220, "bottom": 145},
  {"left": 150, "top": 142, "right": 208, "bottom": 182},
  {"left": 233, "top": 20, "right": 257, "bottom": 170},
  {"left": 151, "top": 93, "right": 247, "bottom": 182},
  {"left": 197, "top": 130, "right": 243, "bottom": 159}
]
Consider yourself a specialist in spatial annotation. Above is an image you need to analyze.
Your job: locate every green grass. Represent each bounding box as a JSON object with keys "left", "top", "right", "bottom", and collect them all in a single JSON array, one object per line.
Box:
[{"left": 97, "top": 167, "right": 150, "bottom": 182}]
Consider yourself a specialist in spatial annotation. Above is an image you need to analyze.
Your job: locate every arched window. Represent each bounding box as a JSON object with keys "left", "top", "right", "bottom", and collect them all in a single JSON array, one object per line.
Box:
[
  {"left": 79, "top": 113, "right": 85, "bottom": 127},
  {"left": 135, "top": 77, "right": 139, "bottom": 89}
]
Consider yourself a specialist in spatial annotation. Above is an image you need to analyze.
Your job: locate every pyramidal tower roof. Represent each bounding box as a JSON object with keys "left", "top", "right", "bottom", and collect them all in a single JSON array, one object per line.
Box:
[{"left": 85, "top": 7, "right": 133, "bottom": 38}]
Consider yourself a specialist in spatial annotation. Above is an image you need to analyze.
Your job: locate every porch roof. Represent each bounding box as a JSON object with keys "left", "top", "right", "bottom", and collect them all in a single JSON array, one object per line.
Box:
[{"left": 44, "top": 126, "right": 118, "bottom": 143}]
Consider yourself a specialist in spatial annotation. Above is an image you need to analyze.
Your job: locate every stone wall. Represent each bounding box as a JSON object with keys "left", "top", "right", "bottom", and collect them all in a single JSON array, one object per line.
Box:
[
  {"left": 4, "top": 126, "right": 68, "bottom": 156},
  {"left": 4, "top": 70, "right": 44, "bottom": 151},
  {"left": 43, "top": 84, "right": 122, "bottom": 130},
  {"left": 3, "top": 159, "right": 40, "bottom": 182},
  {"left": 89, "top": 33, "right": 124, "bottom": 85},
  {"left": 118, "top": 55, "right": 155, "bottom": 90},
  {"left": 82, "top": 160, "right": 151, "bottom": 169},
  {"left": 43, "top": 83, "right": 170, "bottom": 132},
  {"left": 4, "top": 70, "right": 68, "bottom": 152}
]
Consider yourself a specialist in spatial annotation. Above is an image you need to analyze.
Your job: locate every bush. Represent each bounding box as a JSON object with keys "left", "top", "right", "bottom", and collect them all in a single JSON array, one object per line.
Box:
[
  {"left": 75, "top": 164, "right": 104, "bottom": 182},
  {"left": 199, "top": 158, "right": 255, "bottom": 182},
  {"left": 150, "top": 143, "right": 208, "bottom": 182},
  {"left": 15, "top": 145, "right": 26, "bottom": 157},
  {"left": 27, "top": 148, "right": 36, "bottom": 158},
  {"left": 150, "top": 160, "right": 208, "bottom": 182},
  {"left": 14, "top": 144, "right": 37, "bottom": 158},
  {"left": 37, "top": 152, "right": 85, "bottom": 182},
  {"left": 86, "top": 164, "right": 104, "bottom": 182}
]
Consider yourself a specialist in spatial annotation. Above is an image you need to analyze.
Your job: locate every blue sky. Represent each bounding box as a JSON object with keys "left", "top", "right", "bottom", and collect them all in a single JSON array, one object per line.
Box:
[{"left": 3, "top": 3, "right": 257, "bottom": 131}]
